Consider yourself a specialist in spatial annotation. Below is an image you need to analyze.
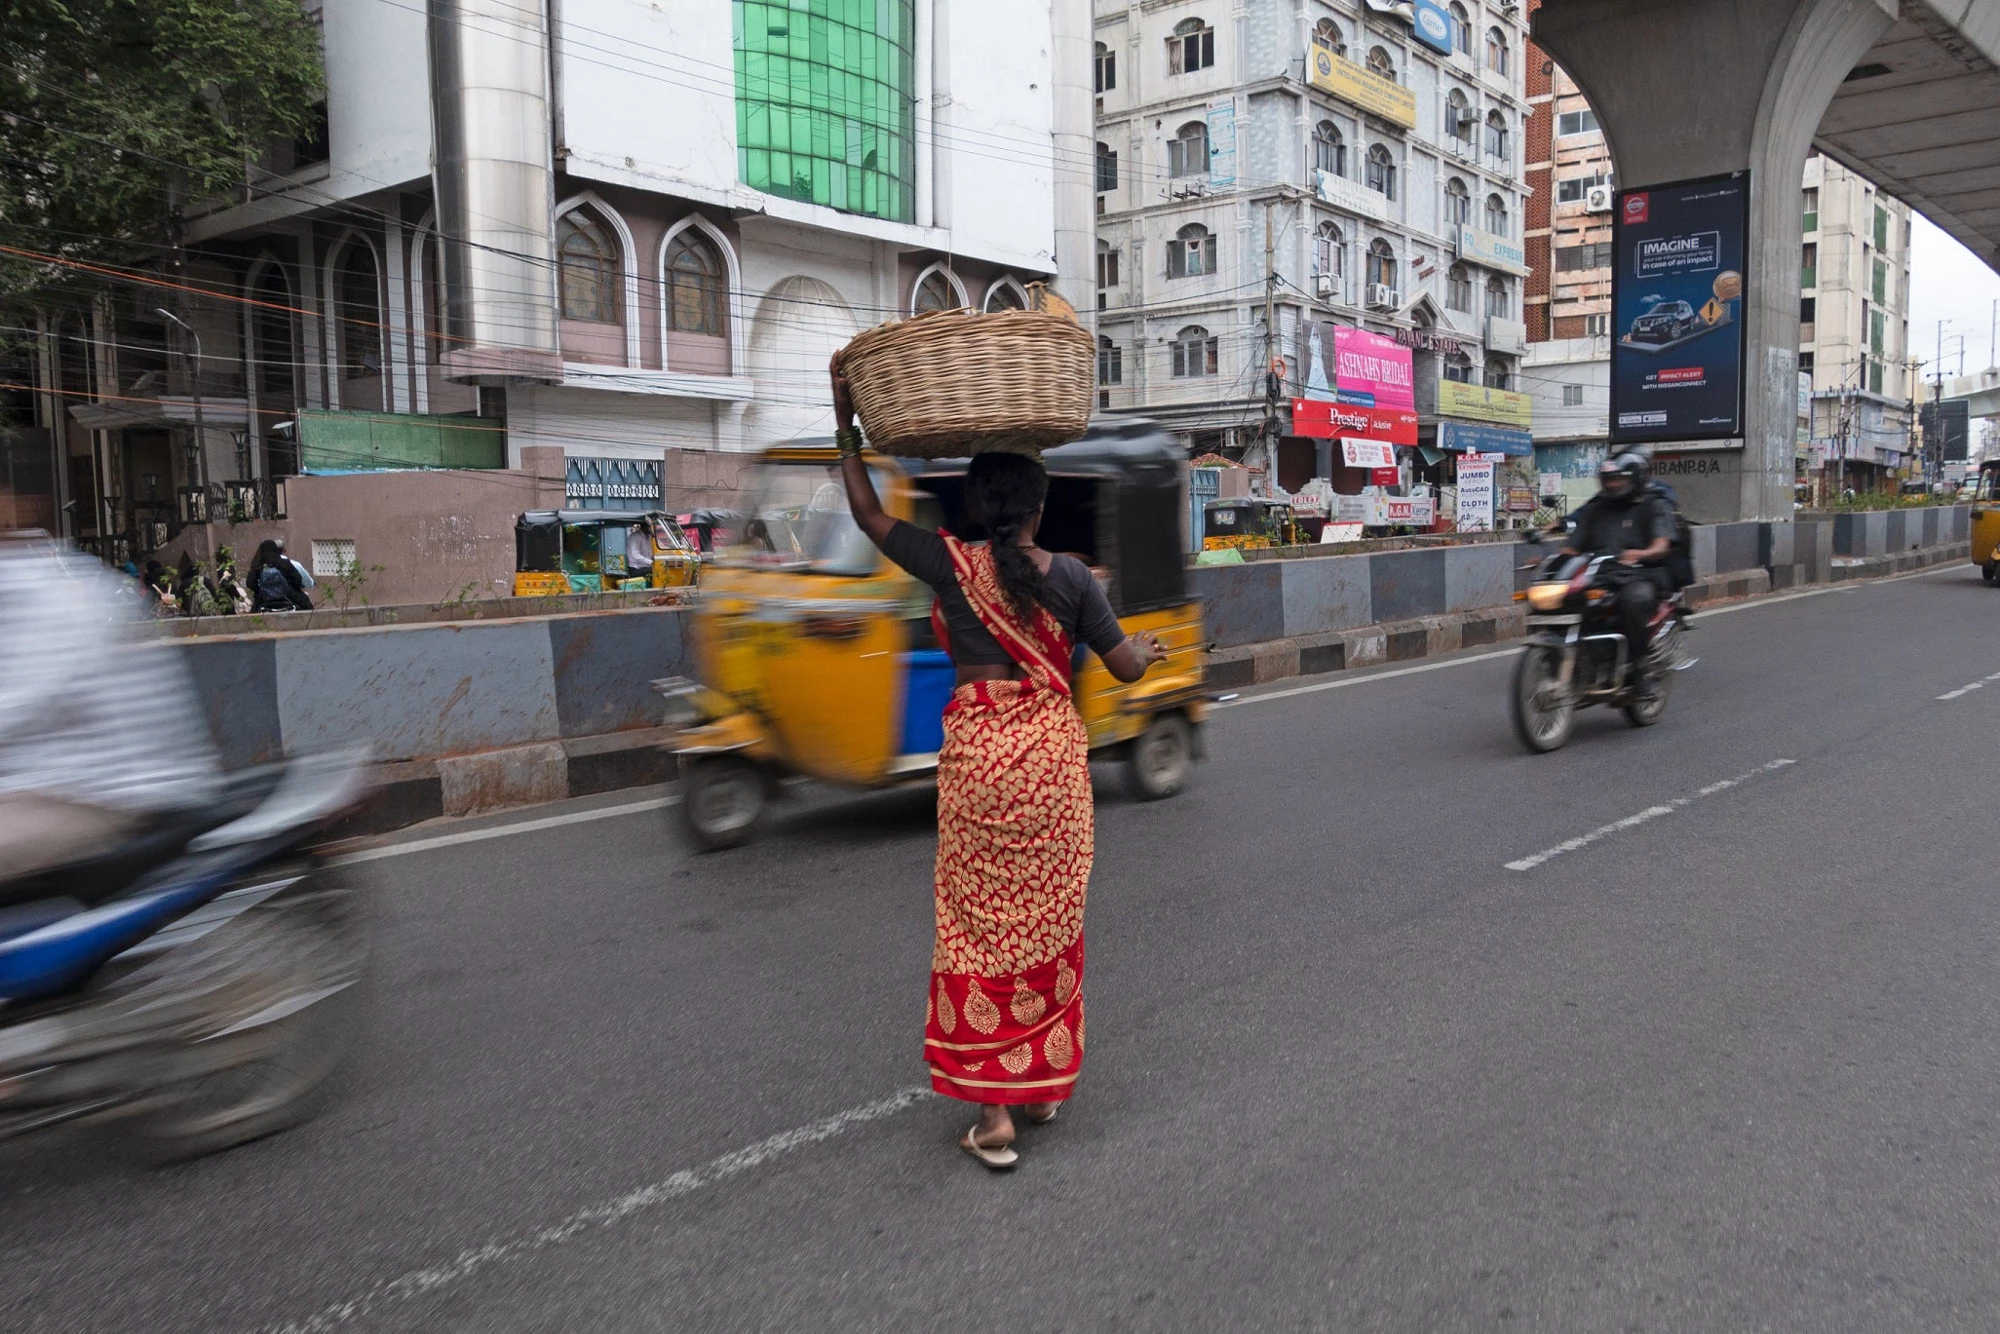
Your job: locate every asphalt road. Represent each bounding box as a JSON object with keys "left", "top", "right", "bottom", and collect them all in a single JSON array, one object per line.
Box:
[{"left": 7, "top": 564, "right": 2000, "bottom": 1332}]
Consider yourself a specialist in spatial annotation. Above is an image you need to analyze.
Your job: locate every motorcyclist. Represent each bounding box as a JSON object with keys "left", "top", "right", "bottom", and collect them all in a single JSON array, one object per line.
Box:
[
  {"left": 1558, "top": 452, "right": 1674, "bottom": 700},
  {"left": 0, "top": 492, "right": 220, "bottom": 883}
]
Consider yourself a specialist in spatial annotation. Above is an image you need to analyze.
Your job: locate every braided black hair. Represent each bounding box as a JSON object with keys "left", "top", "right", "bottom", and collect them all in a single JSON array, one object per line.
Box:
[{"left": 965, "top": 450, "right": 1049, "bottom": 621}]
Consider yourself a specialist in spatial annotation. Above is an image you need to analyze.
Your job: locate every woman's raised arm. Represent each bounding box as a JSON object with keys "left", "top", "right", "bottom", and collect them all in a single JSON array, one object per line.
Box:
[{"left": 831, "top": 353, "right": 896, "bottom": 549}]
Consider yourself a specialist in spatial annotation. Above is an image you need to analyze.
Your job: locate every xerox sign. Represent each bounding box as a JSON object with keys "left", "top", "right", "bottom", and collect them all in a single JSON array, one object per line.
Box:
[{"left": 1611, "top": 172, "right": 1749, "bottom": 445}]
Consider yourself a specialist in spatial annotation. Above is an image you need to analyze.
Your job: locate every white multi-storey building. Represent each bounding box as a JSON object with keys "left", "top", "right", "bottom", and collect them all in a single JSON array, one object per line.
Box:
[
  {"left": 64, "top": 1, "right": 1093, "bottom": 503},
  {"left": 1092, "top": 0, "right": 1532, "bottom": 490}
]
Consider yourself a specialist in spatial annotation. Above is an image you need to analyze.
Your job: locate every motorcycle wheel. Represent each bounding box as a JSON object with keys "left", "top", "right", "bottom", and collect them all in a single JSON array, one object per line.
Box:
[
  {"left": 679, "top": 754, "right": 767, "bottom": 851},
  {"left": 1623, "top": 666, "right": 1673, "bottom": 727},
  {"left": 1511, "top": 645, "right": 1575, "bottom": 753},
  {"left": 1127, "top": 712, "right": 1194, "bottom": 801},
  {"left": 135, "top": 875, "right": 370, "bottom": 1161}
]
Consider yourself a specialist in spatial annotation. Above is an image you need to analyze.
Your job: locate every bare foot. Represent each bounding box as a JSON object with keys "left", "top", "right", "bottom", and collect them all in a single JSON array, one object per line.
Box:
[
  {"left": 1022, "top": 1101, "right": 1060, "bottom": 1124},
  {"left": 973, "top": 1104, "right": 1015, "bottom": 1146}
]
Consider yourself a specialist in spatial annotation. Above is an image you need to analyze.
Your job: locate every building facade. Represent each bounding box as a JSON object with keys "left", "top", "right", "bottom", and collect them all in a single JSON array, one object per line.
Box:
[
  {"left": 23, "top": 0, "right": 1092, "bottom": 573},
  {"left": 1522, "top": 2, "right": 1915, "bottom": 493},
  {"left": 1093, "top": 0, "right": 1534, "bottom": 495}
]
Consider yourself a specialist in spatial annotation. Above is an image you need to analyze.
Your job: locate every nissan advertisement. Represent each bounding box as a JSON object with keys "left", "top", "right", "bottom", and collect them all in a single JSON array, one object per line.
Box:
[{"left": 1610, "top": 172, "right": 1749, "bottom": 445}]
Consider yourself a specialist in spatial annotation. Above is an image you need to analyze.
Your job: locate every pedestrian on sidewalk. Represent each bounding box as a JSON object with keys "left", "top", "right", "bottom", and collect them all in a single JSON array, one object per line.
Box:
[{"left": 830, "top": 354, "right": 1168, "bottom": 1170}]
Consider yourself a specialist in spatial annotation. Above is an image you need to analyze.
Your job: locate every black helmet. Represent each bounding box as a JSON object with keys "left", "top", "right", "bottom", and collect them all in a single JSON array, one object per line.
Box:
[{"left": 1599, "top": 452, "right": 1647, "bottom": 494}]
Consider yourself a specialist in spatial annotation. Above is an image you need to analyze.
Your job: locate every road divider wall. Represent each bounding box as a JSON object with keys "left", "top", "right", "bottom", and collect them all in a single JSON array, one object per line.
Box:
[{"left": 158, "top": 507, "right": 1967, "bottom": 833}]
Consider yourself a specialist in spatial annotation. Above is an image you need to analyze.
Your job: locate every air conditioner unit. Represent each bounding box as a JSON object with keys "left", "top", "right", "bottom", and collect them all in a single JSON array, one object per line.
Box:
[
  {"left": 1584, "top": 184, "right": 1614, "bottom": 213},
  {"left": 1366, "top": 283, "right": 1401, "bottom": 311},
  {"left": 1315, "top": 273, "right": 1337, "bottom": 299},
  {"left": 1454, "top": 107, "right": 1481, "bottom": 130}
]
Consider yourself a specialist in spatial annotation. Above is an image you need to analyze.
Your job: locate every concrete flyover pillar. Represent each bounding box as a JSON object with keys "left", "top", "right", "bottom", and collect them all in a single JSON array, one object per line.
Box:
[{"left": 1533, "top": 0, "right": 1897, "bottom": 521}]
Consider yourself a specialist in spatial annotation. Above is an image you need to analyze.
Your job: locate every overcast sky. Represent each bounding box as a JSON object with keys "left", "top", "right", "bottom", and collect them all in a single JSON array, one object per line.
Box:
[{"left": 1907, "top": 213, "right": 2000, "bottom": 383}]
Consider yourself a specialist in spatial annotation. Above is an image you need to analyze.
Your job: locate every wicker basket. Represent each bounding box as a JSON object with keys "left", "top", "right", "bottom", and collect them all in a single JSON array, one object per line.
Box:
[{"left": 840, "top": 304, "right": 1096, "bottom": 459}]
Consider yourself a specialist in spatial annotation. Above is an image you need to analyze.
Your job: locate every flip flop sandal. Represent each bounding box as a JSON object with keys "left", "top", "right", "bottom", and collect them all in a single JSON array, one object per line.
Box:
[
  {"left": 1022, "top": 1105, "right": 1060, "bottom": 1125},
  {"left": 960, "top": 1126, "right": 1019, "bottom": 1170}
]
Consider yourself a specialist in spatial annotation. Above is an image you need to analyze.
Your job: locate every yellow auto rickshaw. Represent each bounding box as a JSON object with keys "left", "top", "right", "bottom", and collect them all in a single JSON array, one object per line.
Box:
[
  {"left": 1973, "top": 459, "right": 2000, "bottom": 585},
  {"left": 1202, "top": 497, "right": 1297, "bottom": 550},
  {"left": 654, "top": 420, "right": 1210, "bottom": 849},
  {"left": 513, "top": 509, "right": 700, "bottom": 596}
]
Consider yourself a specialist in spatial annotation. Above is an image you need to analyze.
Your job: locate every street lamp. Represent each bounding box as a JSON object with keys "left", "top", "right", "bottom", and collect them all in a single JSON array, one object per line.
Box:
[{"left": 154, "top": 307, "right": 209, "bottom": 508}]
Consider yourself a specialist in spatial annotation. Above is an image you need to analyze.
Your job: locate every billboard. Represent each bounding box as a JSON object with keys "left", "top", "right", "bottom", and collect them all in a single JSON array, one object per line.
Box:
[
  {"left": 1292, "top": 399, "right": 1420, "bottom": 446},
  {"left": 1610, "top": 172, "right": 1749, "bottom": 445},
  {"left": 1436, "top": 380, "right": 1533, "bottom": 428},
  {"left": 1457, "top": 225, "right": 1527, "bottom": 276},
  {"left": 1307, "top": 47, "right": 1417, "bottom": 128},
  {"left": 1921, "top": 398, "right": 1971, "bottom": 462},
  {"left": 1302, "top": 323, "right": 1415, "bottom": 411},
  {"left": 1410, "top": 0, "right": 1455, "bottom": 55}
]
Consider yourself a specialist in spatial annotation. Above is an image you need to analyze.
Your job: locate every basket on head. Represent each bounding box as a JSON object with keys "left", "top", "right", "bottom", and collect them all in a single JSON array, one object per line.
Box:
[{"left": 839, "top": 297, "right": 1095, "bottom": 459}]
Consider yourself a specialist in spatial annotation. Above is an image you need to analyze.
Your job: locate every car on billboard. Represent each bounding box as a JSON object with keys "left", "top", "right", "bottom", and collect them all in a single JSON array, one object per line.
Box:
[{"left": 1627, "top": 299, "right": 1697, "bottom": 345}]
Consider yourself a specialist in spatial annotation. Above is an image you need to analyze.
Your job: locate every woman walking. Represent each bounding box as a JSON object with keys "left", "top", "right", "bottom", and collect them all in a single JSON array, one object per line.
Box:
[{"left": 831, "top": 357, "right": 1167, "bottom": 1170}]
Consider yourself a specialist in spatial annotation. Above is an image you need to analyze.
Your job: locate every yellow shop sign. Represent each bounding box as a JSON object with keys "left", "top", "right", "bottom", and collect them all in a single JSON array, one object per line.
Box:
[
  {"left": 1307, "top": 48, "right": 1417, "bottom": 129},
  {"left": 1438, "top": 380, "right": 1534, "bottom": 428}
]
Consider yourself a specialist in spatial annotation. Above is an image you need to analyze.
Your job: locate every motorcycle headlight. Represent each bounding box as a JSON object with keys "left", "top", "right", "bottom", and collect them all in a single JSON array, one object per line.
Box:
[{"left": 1527, "top": 583, "right": 1570, "bottom": 612}]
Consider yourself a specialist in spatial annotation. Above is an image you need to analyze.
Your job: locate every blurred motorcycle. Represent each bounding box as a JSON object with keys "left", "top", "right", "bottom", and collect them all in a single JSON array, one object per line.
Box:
[{"left": 0, "top": 749, "right": 371, "bottom": 1159}]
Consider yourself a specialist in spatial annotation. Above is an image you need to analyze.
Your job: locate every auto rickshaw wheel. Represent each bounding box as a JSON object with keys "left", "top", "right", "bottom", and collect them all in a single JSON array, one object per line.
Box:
[
  {"left": 1983, "top": 561, "right": 1997, "bottom": 585},
  {"left": 679, "top": 755, "right": 767, "bottom": 851},
  {"left": 1127, "top": 712, "right": 1194, "bottom": 802}
]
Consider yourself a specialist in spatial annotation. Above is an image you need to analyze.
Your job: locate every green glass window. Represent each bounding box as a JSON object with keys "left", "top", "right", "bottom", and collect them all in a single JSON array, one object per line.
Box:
[{"left": 734, "top": 0, "right": 917, "bottom": 224}]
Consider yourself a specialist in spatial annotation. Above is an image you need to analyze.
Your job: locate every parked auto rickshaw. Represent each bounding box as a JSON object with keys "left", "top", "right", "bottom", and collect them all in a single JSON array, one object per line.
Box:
[
  {"left": 1202, "top": 497, "right": 1297, "bottom": 550},
  {"left": 513, "top": 509, "right": 700, "bottom": 596},
  {"left": 676, "top": 508, "right": 738, "bottom": 555},
  {"left": 1972, "top": 459, "right": 2000, "bottom": 584},
  {"left": 655, "top": 419, "right": 1209, "bottom": 849}
]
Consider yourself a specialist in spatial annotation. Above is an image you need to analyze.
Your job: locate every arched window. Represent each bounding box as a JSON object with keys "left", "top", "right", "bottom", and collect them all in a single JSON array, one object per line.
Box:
[
  {"left": 1312, "top": 18, "right": 1346, "bottom": 56},
  {"left": 558, "top": 210, "right": 622, "bottom": 324},
  {"left": 1485, "top": 276, "right": 1511, "bottom": 320},
  {"left": 1313, "top": 121, "right": 1346, "bottom": 177},
  {"left": 335, "top": 238, "right": 381, "bottom": 382},
  {"left": 1314, "top": 221, "right": 1345, "bottom": 283},
  {"left": 1443, "top": 351, "right": 1474, "bottom": 383},
  {"left": 1486, "top": 111, "right": 1510, "bottom": 165},
  {"left": 985, "top": 280, "right": 1027, "bottom": 312},
  {"left": 1366, "top": 144, "right": 1396, "bottom": 200},
  {"left": 1168, "top": 223, "right": 1216, "bottom": 279},
  {"left": 1096, "top": 140, "right": 1119, "bottom": 193},
  {"left": 1096, "top": 238, "right": 1121, "bottom": 292},
  {"left": 1485, "top": 193, "right": 1510, "bottom": 236},
  {"left": 1446, "top": 262, "right": 1473, "bottom": 313},
  {"left": 912, "top": 267, "right": 965, "bottom": 315},
  {"left": 253, "top": 264, "right": 295, "bottom": 399},
  {"left": 1094, "top": 40, "right": 1116, "bottom": 93},
  {"left": 1444, "top": 177, "right": 1471, "bottom": 227},
  {"left": 1486, "top": 27, "right": 1509, "bottom": 76},
  {"left": 1366, "top": 238, "right": 1397, "bottom": 290},
  {"left": 664, "top": 228, "right": 726, "bottom": 336},
  {"left": 1446, "top": 90, "right": 1475, "bottom": 150},
  {"left": 1170, "top": 17, "right": 1214, "bottom": 74},
  {"left": 1448, "top": 2, "right": 1471, "bottom": 55},
  {"left": 1367, "top": 46, "right": 1396, "bottom": 81},
  {"left": 1169, "top": 120, "right": 1209, "bottom": 178},
  {"left": 1172, "top": 324, "right": 1217, "bottom": 378},
  {"left": 1484, "top": 356, "right": 1513, "bottom": 390}
]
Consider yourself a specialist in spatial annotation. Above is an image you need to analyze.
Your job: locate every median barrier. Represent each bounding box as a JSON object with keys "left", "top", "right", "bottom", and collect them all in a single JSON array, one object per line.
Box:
[{"left": 165, "top": 605, "right": 693, "bottom": 831}]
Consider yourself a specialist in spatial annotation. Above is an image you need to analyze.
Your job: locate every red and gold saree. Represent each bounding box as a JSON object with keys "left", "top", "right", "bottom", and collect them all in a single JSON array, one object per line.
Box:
[{"left": 925, "top": 534, "right": 1090, "bottom": 1105}]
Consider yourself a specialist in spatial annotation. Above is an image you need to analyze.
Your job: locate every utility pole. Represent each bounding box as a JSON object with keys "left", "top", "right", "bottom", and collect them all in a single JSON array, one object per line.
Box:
[
  {"left": 1263, "top": 199, "right": 1280, "bottom": 496},
  {"left": 156, "top": 307, "right": 208, "bottom": 516}
]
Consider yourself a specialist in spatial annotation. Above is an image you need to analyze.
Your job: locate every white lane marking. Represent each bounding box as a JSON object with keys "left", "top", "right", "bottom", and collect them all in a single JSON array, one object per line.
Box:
[
  {"left": 1504, "top": 760, "right": 1796, "bottom": 872},
  {"left": 1939, "top": 683, "right": 1986, "bottom": 700},
  {"left": 1987, "top": 672, "right": 2000, "bottom": 682},
  {"left": 269, "top": 1086, "right": 934, "bottom": 1332},
  {"left": 332, "top": 795, "right": 679, "bottom": 866},
  {"left": 1215, "top": 650, "right": 1516, "bottom": 710}
]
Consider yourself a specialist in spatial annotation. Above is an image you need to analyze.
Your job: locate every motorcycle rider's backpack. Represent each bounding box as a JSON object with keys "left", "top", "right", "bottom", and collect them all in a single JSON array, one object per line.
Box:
[{"left": 1650, "top": 483, "right": 1695, "bottom": 589}]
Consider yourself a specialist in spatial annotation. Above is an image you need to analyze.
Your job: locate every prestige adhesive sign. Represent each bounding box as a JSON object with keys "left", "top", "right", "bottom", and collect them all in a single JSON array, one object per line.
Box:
[{"left": 1610, "top": 172, "right": 1749, "bottom": 445}]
